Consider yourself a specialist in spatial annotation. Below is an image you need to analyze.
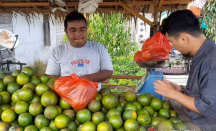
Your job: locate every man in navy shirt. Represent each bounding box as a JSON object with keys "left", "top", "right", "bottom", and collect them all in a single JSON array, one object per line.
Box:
[{"left": 154, "top": 10, "right": 216, "bottom": 131}]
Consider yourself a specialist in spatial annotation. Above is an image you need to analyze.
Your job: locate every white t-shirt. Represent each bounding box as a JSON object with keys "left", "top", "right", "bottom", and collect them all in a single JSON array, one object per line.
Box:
[{"left": 46, "top": 41, "right": 113, "bottom": 89}]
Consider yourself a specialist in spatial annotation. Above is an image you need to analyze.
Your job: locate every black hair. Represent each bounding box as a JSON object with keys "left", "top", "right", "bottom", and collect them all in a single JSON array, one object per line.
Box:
[
  {"left": 161, "top": 10, "right": 202, "bottom": 38},
  {"left": 64, "top": 11, "right": 87, "bottom": 29}
]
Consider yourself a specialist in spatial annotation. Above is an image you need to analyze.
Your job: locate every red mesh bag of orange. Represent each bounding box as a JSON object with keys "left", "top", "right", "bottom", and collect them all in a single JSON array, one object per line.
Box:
[
  {"left": 54, "top": 74, "right": 98, "bottom": 110},
  {"left": 134, "top": 32, "right": 172, "bottom": 62}
]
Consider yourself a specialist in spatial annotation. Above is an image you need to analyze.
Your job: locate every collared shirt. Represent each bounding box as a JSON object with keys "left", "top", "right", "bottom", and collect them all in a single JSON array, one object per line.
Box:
[{"left": 183, "top": 39, "right": 216, "bottom": 131}]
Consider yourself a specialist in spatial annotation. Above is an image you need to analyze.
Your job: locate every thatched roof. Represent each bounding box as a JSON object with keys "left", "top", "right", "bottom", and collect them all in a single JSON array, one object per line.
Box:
[{"left": 0, "top": 0, "right": 192, "bottom": 27}]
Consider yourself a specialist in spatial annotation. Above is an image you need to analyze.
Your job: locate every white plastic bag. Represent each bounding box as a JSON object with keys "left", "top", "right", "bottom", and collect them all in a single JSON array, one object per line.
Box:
[{"left": 78, "top": 0, "right": 102, "bottom": 13}]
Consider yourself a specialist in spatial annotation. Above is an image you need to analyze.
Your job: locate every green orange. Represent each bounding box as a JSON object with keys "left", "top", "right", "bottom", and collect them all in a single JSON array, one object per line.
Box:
[
  {"left": 76, "top": 109, "right": 91, "bottom": 124},
  {"left": 92, "top": 112, "right": 105, "bottom": 125},
  {"left": 124, "top": 119, "right": 139, "bottom": 131},
  {"left": 124, "top": 90, "right": 137, "bottom": 102},
  {"left": 102, "top": 93, "right": 118, "bottom": 110},
  {"left": 54, "top": 114, "right": 70, "bottom": 129},
  {"left": 1, "top": 108, "right": 16, "bottom": 123},
  {"left": 137, "top": 114, "right": 151, "bottom": 126},
  {"left": 16, "top": 73, "right": 30, "bottom": 86},
  {"left": 109, "top": 115, "right": 123, "bottom": 129},
  {"left": 18, "top": 113, "right": 33, "bottom": 127}
]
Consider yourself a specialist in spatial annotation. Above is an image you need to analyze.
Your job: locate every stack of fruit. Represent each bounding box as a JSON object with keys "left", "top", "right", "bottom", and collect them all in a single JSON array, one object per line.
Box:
[{"left": 0, "top": 67, "right": 188, "bottom": 131}]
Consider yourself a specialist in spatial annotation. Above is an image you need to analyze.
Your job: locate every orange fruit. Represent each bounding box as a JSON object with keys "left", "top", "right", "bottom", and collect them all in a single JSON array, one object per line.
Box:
[
  {"left": 124, "top": 102, "right": 137, "bottom": 112},
  {"left": 102, "top": 94, "right": 118, "bottom": 110},
  {"left": 62, "top": 109, "right": 75, "bottom": 121},
  {"left": 29, "top": 102, "right": 43, "bottom": 116},
  {"left": 68, "top": 121, "right": 77, "bottom": 131},
  {"left": 76, "top": 108, "right": 91, "bottom": 124},
  {"left": 16, "top": 73, "right": 30, "bottom": 86},
  {"left": 92, "top": 112, "right": 105, "bottom": 125},
  {"left": 23, "top": 83, "right": 36, "bottom": 92},
  {"left": 0, "top": 104, "right": 10, "bottom": 111},
  {"left": 17, "top": 88, "right": 33, "bottom": 101},
  {"left": 169, "top": 117, "right": 181, "bottom": 125},
  {"left": 97, "top": 122, "right": 113, "bottom": 131},
  {"left": 109, "top": 115, "right": 123, "bottom": 129},
  {"left": 28, "top": 94, "right": 40, "bottom": 104},
  {"left": 31, "top": 76, "right": 41, "bottom": 85},
  {"left": 175, "top": 122, "right": 187, "bottom": 130},
  {"left": 138, "top": 126, "right": 146, "bottom": 131},
  {"left": 9, "top": 125, "right": 24, "bottom": 131},
  {"left": 47, "top": 81, "right": 54, "bottom": 91},
  {"left": 95, "top": 93, "right": 102, "bottom": 102},
  {"left": 137, "top": 109, "right": 149, "bottom": 116},
  {"left": 162, "top": 100, "right": 171, "bottom": 109},
  {"left": 100, "top": 107, "right": 108, "bottom": 114},
  {"left": 0, "top": 79, "right": 6, "bottom": 91},
  {"left": 137, "top": 114, "right": 151, "bottom": 126},
  {"left": 133, "top": 101, "right": 142, "bottom": 110},
  {"left": 0, "top": 122, "right": 10, "bottom": 131},
  {"left": 40, "top": 127, "right": 52, "bottom": 131},
  {"left": 59, "top": 98, "right": 71, "bottom": 109},
  {"left": 88, "top": 99, "right": 101, "bottom": 112},
  {"left": 0, "top": 72, "right": 8, "bottom": 80},
  {"left": 1, "top": 108, "right": 16, "bottom": 123},
  {"left": 124, "top": 90, "right": 137, "bottom": 102},
  {"left": 150, "top": 98, "right": 163, "bottom": 111},
  {"left": 3, "top": 75, "right": 16, "bottom": 86},
  {"left": 82, "top": 121, "right": 96, "bottom": 131},
  {"left": 34, "top": 114, "right": 50, "bottom": 129},
  {"left": 151, "top": 116, "right": 162, "bottom": 127},
  {"left": 170, "top": 110, "right": 178, "bottom": 117},
  {"left": 122, "top": 109, "right": 137, "bottom": 121},
  {"left": 137, "top": 94, "right": 151, "bottom": 106},
  {"left": 159, "top": 108, "right": 171, "bottom": 118},
  {"left": 21, "top": 67, "right": 34, "bottom": 77},
  {"left": 44, "top": 105, "right": 59, "bottom": 120},
  {"left": 157, "top": 120, "right": 173, "bottom": 131},
  {"left": 14, "top": 101, "right": 29, "bottom": 114},
  {"left": 144, "top": 93, "right": 155, "bottom": 100},
  {"left": 39, "top": 74, "right": 49, "bottom": 84},
  {"left": 99, "top": 87, "right": 111, "bottom": 96},
  {"left": 18, "top": 113, "right": 33, "bottom": 127},
  {"left": 116, "top": 127, "right": 125, "bottom": 131},
  {"left": 120, "top": 101, "right": 127, "bottom": 106},
  {"left": 54, "top": 114, "right": 70, "bottom": 129},
  {"left": 0, "top": 91, "right": 11, "bottom": 104},
  {"left": 107, "top": 108, "right": 121, "bottom": 119},
  {"left": 55, "top": 105, "right": 62, "bottom": 114},
  {"left": 124, "top": 119, "right": 139, "bottom": 131},
  {"left": 11, "top": 70, "right": 21, "bottom": 77},
  {"left": 7, "top": 82, "right": 21, "bottom": 94},
  {"left": 144, "top": 106, "right": 155, "bottom": 116},
  {"left": 48, "top": 78, "right": 57, "bottom": 82},
  {"left": 41, "top": 91, "right": 58, "bottom": 107},
  {"left": 153, "top": 111, "right": 158, "bottom": 117},
  {"left": 49, "top": 120, "right": 59, "bottom": 131},
  {"left": 35, "top": 83, "right": 49, "bottom": 96},
  {"left": 11, "top": 90, "right": 21, "bottom": 103},
  {"left": 116, "top": 104, "right": 124, "bottom": 113},
  {"left": 24, "top": 125, "right": 38, "bottom": 131}
]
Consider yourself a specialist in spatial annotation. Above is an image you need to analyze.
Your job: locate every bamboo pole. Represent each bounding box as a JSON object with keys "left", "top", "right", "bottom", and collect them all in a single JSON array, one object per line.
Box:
[
  {"left": 158, "top": 0, "right": 164, "bottom": 10},
  {"left": 118, "top": 1, "right": 155, "bottom": 27}
]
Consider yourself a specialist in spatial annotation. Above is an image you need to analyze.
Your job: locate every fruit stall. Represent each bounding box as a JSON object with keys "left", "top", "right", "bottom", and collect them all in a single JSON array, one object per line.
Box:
[{"left": 0, "top": 0, "right": 204, "bottom": 131}]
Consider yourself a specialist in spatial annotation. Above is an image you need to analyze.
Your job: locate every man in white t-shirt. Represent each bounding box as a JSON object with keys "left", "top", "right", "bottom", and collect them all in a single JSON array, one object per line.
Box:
[{"left": 46, "top": 11, "right": 113, "bottom": 90}]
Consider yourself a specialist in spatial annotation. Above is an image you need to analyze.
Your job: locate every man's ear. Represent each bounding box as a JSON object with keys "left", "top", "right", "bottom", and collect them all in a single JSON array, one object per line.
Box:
[
  {"left": 178, "top": 33, "right": 188, "bottom": 44},
  {"left": 64, "top": 29, "right": 67, "bottom": 33}
]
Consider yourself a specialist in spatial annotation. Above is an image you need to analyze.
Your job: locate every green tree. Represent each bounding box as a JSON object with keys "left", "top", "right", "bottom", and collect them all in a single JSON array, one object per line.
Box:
[
  {"left": 87, "top": 13, "right": 145, "bottom": 86},
  {"left": 201, "top": 0, "right": 216, "bottom": 42}
]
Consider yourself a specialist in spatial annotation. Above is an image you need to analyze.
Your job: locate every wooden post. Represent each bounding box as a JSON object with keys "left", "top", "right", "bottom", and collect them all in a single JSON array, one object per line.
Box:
[{"left": 153, "top": 3, "right": 158, "bottom": 34}]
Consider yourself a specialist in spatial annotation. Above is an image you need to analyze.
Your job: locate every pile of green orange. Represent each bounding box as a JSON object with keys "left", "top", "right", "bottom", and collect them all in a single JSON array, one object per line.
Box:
[{"left": 0, "top": 67, "right": 187, "bottom": 131}]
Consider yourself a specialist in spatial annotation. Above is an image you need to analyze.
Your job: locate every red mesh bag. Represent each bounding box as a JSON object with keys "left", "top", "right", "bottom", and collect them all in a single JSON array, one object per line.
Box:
[{"left": 54, "top": 74, "right": 98, "bottom": 110}]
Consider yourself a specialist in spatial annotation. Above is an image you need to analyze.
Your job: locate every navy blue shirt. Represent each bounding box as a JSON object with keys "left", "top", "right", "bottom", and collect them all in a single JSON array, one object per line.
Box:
[{"left": 183, "top": 39, "right": 216, "bottom": 131}]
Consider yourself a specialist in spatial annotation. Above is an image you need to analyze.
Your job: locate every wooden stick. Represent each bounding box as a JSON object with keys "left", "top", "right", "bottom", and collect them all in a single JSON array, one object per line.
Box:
[
  {"left": 158, "top": 0, "right": 164, "bottom": 10},
  {"left": 118, "top": 1, "right": 155, "bottom": 27},
  {"left": 0, "top": 2, "right": 49, "bottom": 7}
]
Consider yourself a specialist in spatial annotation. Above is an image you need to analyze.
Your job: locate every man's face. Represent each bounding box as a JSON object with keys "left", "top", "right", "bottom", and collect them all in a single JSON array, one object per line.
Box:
[
  {"left": 165, "top": 33, "right": 191, "bottom": 56},
  {"left": 65, "top": 20, "right": 87, "bottom": 47}
]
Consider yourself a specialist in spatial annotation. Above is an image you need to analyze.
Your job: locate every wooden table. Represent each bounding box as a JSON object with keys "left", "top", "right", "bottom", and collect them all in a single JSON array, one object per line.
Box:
[{"left": 170, "top": 99, "right": 202, "bottom": 131}]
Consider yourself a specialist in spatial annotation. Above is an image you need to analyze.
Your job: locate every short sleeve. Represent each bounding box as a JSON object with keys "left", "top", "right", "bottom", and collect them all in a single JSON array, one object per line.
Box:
[
  {"left": 99, "top": 45, "right": 113, "bottom": 71},
  {"left": 45, "top": 48, "right": 61, "bottom": 76},
  {"left": 195, "top": 65, "right": 216, "bottom": 120}
]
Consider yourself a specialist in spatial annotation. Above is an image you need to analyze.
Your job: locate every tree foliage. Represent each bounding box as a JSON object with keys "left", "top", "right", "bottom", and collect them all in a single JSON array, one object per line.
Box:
[{"left": 201, "top": 1, "right": 216, "bottom": 41}]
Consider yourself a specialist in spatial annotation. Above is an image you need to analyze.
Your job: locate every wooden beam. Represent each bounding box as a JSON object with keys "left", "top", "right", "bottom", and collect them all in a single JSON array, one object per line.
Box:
[
  {"left": 66, "top": 1, "right": 154, "bottom": 6},
  {"left": 118, "top": 1, "right": 155, "bottom": 27},
  {"left": 157, "top": 0, "right": 164, "bottom": 10},
  {"left": 0, "top": 2, "right": 49, "bottom": 7},
  {"left": 163, "top": 0, "right": 191, "bottom": 4},
  {"left": 111, "top": 75, "right": 142, "bottom": 79},
  {"left": 25, "top": 0, "right": 41, "bottom": 13}
]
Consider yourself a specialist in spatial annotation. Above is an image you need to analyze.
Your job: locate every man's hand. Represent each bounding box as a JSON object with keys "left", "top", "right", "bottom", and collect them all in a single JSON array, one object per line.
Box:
[{"left": 153, "top": 80, "right": 178, "bottom": 98}]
